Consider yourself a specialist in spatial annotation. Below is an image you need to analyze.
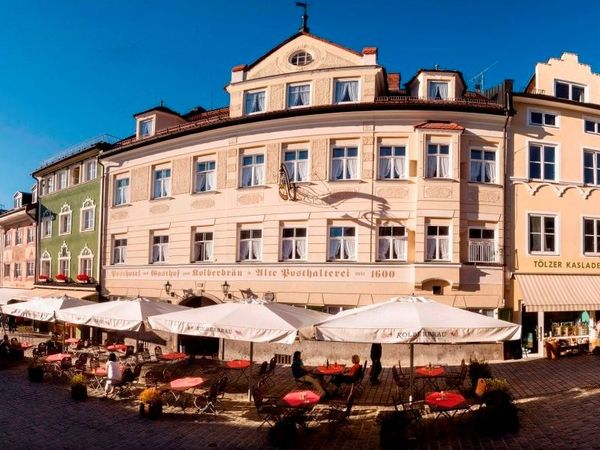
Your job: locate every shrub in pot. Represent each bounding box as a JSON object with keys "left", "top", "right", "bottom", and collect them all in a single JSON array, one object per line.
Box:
[
  {"left": 139, "top": 388, "right": 162, "bottom": 420},
  {"left": 468, "top": 358, "right": 492, "bottom": 391},
  {"left": 478, "top": 377, "right": 519, "bottom": 434},
  {"left": 28, "top": 361, "right": 44, "bottom": 382},
  {"left": 70, "top": 374, "right": 88, "bottom": 401}
]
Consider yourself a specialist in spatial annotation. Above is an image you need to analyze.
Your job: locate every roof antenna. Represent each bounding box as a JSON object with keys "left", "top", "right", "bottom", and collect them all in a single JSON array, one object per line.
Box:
[
  {"left": 159, "top": 99, "right": 164, "bottom": 107},
  {"left": 296, "top": 2, "right": 309, "bottom": 32}
]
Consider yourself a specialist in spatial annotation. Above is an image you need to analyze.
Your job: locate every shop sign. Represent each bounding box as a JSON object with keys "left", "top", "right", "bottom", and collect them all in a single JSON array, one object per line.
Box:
[{"left": 533, "top": 260, "right": 600, "bottom": 270}]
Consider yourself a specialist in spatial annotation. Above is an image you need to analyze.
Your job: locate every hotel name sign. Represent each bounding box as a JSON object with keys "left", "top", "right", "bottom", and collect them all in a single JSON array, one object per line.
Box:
[
  {"left": 533, "top": 260, "right": 600, "bottom": 270},
  {"left": 108, "top": 265, "right": 414, "bottom": 283}
]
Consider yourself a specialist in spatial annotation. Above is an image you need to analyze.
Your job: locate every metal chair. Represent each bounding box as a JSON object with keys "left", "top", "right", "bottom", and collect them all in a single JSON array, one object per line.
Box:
[
  {"left": 194, "top": 379, "right": 221, "bottom": 415},
  {"left": 444, "top": 359, "right": 467, "bottom": 392},
  {"left": 322, "top": 386, "right": 355, "bottom": 430},
  {"left": 251, "top": 385, "right": 286, "bottom": 429}
]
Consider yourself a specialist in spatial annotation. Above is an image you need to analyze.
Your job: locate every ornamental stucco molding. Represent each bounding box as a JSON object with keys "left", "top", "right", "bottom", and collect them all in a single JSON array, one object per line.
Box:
[
  {"left": 423, "top": 185, "right": 453, "bottom": 199},
  {"left": 237, "top": 192, "right": 264, "bottom": 206},
  {"left": 191, "top": 198, "right": 215, "bottom": 210},
  {"left": 511, "top": 179, "right": 597, "bottom": 199},
  {"left": 376, "top": 186, "right": 409, "bottom": 199}
]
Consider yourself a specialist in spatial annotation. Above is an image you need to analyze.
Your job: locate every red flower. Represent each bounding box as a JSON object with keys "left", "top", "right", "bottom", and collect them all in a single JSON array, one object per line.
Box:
[
  {"left": 55, "top": 274, "right": 67, "bottom": 281},
  {"left": 76, "top": 273, "right": 90, "bottom": 282},
  {"left": 38, "top": 275, "right": 49, "bottom": 281}
]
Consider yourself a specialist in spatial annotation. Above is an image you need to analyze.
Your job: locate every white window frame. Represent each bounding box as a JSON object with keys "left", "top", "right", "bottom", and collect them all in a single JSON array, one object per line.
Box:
[
  {"left": 58, "top": 204, "right": 72, "bottom": 235},
  {"left": 13, "top": 193, "right": 22, "bottom": 209},
  {"left": 283, "top": 149, "right": 309, "bottom": 183},
  {"left": 468, "top": 227, "right": 497, "bottom": 263},
  {"left": 240, "top": 153, "right": 265, "bottom": 187},
  {"left": 40, "top": 250, "right": 51, "bottom": 277},
  {"left": 70, "top": 164, "right": 81, "bottom": 186},
  {"left": 244, "top": 89, "right": 267, "bottom": 115},
  {"left": 583, "top": 148, "right": 600, "bottom": 186},
  {"left": 195, "top": 160, "right": 216, "bottom": 193},
  {"left": 193, "top": 231, "right": 214, "bottom": 262},
  {"left": 469, "top": 148, "right": 497, "bottom": 184},
  {"left": 377, "top": 225, "right": 407, "bottom": 261},
  {"left": 41, "top": 211, "right": 52, "bottom": 238},
  {"left": 378, "top": 146, "right": 407, "bottom": 180},
  {"left": 58, "top": 243, "right": 71, "bottom": 278},
  {"left": 239, "top": 229, "right": 262, "bottom": 261},
  {"left": 4, "top": 231, "right": 11, "bottom": 247},
  {"left": 286, "top": 83, "right": 311, "bottom": 109},
  {"left": 528, "top": 142, "right": 558, "bottom": 181},
  {"left": 584, "top": 117, "right": 600, "bottom": 135},
  {"left": 114, "top": 176, "right": 130, "bottom": 206},
  {"left": 289, "top": 51, "right": 313, "bottom": 66},
  {"left": 328, "top": 226, "right": 357, "bottom": 261},
  {"left": 426, "top": 144, "right": 451, "bottom": 178},
  {"left": 138, "top": 117, "right": 155, "bottom": 138},
  {"left": 152, "top": 167, "right": 172, "bottom": 199},
  {"left": 151, "top": 234, "right": 168, "bottom": 263},
  {"left": 331, "top": 147, "right": 359, "bottom": 181},
  {"left": 80, "top": 198, "right": 95, "bottom": 232},
  {"left": 428, "top": 81, "right": 449, "bottom": 100},
  {"left": 83, "top": 160, "right": 97, "bottom": 182},
  {"left": 26, "top": 261, "right": 35, "bottom": 277},
  {"left": 554, "top": 79, "right": 586, "bottom": 102},
  {"left": 15, "top": 228, "right": 23, "bottom": 245},
  {"left": 426, "top": 225, "right": 451, "bottom": 261},
  {"left": 43, "top": 175, "right": 54, "bottom": 195},
  {"left": 78, "top": 246, "right": 94, "bottom": 278},
  {"left": 334, "top": 79, "right": 360, "bottom": 104},
  {"left": 56, "top": 169, "right": 68, "bottom": 190},
  {"left": 112, "top": 237, "right": 127, "bottom": 265},
  {"left": 281, "top": 227, "right": 307, "bottom": 261},
  {"left": 528, "top": 109, "right": 559, "bottom": 128},
  {"left": 528, "top": 213, "right": 559, "bottom": 255},
  {"left": 583, "top": 217, "right": 600, "bottom": 256}
]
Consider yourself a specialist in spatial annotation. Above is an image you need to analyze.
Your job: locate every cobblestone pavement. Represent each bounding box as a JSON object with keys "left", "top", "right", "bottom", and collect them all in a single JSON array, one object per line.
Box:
[{"left": 1, "top": 350, "right": 599, "bottom": 449}]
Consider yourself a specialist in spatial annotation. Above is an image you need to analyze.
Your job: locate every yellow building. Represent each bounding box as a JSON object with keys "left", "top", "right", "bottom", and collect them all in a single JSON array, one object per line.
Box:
[
  {"left": 99, "top": 31, "right": 512, "bottom": 355},
  {"left": 508, "top": 53, "right": 600, "bottom": 353}
]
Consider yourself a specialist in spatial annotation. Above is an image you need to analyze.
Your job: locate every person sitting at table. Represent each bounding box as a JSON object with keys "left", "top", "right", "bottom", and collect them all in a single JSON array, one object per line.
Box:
[
  {"left": 332, "top": 354, "right": 362, "bottom": 388},
  {"left": 104, "top": 352, "right": 122, "bottom": 397},
  {"left": 0, "top": 335, "right": 10, "bottom": 359},
  {"left": 291, "top": 350, "right": 327, "bottom": 397}
]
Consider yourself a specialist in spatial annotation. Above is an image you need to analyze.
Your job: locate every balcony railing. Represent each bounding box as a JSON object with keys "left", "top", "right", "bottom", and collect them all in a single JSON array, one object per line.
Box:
[
  {"left": 375, "top": 96, "right": 504, "bottom": 108},
  {"left": 468, "top": 240, "right": 497, "bottom": 263}
]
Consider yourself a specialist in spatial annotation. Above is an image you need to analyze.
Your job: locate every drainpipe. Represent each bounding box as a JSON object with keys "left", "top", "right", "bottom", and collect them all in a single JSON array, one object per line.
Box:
[
  {"left": 502, "top": 80, "right": 514, "bottom": 320},
  {"left": 98, "top": 159, "right": 109, "bottom": 301}
]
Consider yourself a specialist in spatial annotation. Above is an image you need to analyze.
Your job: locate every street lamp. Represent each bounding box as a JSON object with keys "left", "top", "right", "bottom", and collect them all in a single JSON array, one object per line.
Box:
[
  {"left": 221, "top": 281, "right": 231, "bottom": 299},
  {"left": 164, "top": 280, "right": 172, "bottom": 296}
]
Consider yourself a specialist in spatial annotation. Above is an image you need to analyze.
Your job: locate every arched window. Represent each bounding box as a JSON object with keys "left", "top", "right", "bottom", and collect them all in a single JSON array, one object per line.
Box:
[
  {"left": 58, "top": 204, "right": 72, "bottom": 235},
  {"left": 40, "top": 250, "right": 52, "bottom": 277},
  {"left": 41, "top": 210, "right": 53, "bottom": 238},
  {"left": 80, "top": 198, "right": 96, "bottom": 232},
  {"left": 58, "top": 242, "right": 71, "bottom": 278},
  {"left": 78, "top": 245, "right": 94, "bottom": 278}
]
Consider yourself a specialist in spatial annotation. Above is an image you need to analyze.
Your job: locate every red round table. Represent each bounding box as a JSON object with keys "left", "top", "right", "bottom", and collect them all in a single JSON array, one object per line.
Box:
[
  {"left": 169, "top": 377, "right": 205, "bottom": 391},
  {"left": 425, "top": 391, "right": 465, "bottom": 409},
  {"left": 282, "top": 390, "right": 321, "bottom": 407},
  {"left": 44, "top": 353, "right": 72, "bottom": 363},
  {"left": 106, "top": 344, "right": 127, "bottom": 352},
  {"left": 225, "top": 359, "right": 251, "bottom": 369},
  {"left": 314, "top": 364, "right": 345, "bottom": 375},
  {"left": 65, "top": 338, "right": 81, "bottom": 344},
  {"left": 159, "top": 352, "right": 187, "bottom": 361},
  {"left": 21, "top": 342, "right": 33, "bottom": 350},
  {"left": 416, "top": 366, "right": 445, "bottom": 377}
]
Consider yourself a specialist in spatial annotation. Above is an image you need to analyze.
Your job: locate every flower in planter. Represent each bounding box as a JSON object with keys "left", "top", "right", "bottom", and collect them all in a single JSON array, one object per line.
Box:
[
  {"left": 55, "top": 274, "right": 68, "bottom": 282},
  {"left": 38, "top": 275, "right": 49, "bottom": 282},
  {"left": 70, "top": 373, "right": 87, "bottom": 386},
  {"left": 76, "top": 273, "right": 90, "bottom": 283},
  {"left": 139, "top": 388, "right": 161, "bottom": 404}
]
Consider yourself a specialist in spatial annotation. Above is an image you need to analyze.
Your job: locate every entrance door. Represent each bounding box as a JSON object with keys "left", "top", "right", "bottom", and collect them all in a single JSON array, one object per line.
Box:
[
  {"left": 522, "top": 311, "right": 539, "bottom": 354},
  {"left": 177, "top": 296, "right": 220, "bottom": 357}
]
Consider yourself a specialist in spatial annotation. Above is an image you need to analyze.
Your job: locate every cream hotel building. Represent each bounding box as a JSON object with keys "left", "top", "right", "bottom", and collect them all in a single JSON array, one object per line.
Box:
[{"left": 100, "top": 29, "right": 511, "bottom": 327}]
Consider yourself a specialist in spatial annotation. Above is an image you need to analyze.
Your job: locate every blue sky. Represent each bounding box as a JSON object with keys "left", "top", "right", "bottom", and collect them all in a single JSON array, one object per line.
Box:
[{"left": 1, "top": 0, "right": 599, "bottom": 207}]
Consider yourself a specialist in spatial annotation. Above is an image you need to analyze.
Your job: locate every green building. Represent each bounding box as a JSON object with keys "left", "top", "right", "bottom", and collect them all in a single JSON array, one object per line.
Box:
[{"left": 32, "top": 138, "right": 112, "bottom": 298}]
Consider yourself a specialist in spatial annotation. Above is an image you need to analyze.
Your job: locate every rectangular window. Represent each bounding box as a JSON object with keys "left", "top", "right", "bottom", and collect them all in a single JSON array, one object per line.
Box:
[
  {"left": 529, "top": 144, "right": 556, "bottom": 181},
  {"left": 427, "top": 144, "right": 450, "bottom": 178},
  {"left": 59, "top": 212, "right": 71, "bottom": 235},
  {"left": 57, "top": 170, "right": 68, "bottom": 190},
  {"left": 71, "top": 165, "right": 81, "bottom": 185},
  {"left": 27, "top": 227, "right": 34, "bottom": 243},
  {"left": 112, "top": 238, "right": 127, "bottom": 264},
  {"left": 195, "top": 161, "right": 216, "bottom": 192},
  {"left": 84, "top": 160, "right": 97, "bottom": 181},
  {"left": 334, "top": 80, "right": 359, "bottom": 103},
  {"left": 139, "top": 118, "right": 154, "bottom": 137},
  {"left": 529, "top": 214, "right": 556, "bottom": 254},
  {"left": 153, "top": 168, "right": 171, "bottom": 198},
  {"left": 245, "top": 90, "right": 266, "bottom": 114},
  {"left": 40, "top": 260, "right": 50, "bottom": 277},
  {"left": 283, "top": 150, "right": 309, "bottom": 182},
  {"left": 470, "top": 149, "right": 497, "bottom": 183},
  {"left": 239, "top": 229, "right": 262, "bottom": 261},
  {"left": 26, "top": 261, "right": 34, "bottom": 277},
  {"left": 379, "top": 146, "right": 406, "bottom": 180},
  {"left": 555, "top": 80, "right": 585, "bottom": 102},
  {"left": 114, "top": 177, "right": 130, "bottom": 205},
  {"left": 583, "top": 218, "right": 600, "bottom": 255},
  {"left": 583, "top": 150, "right": 600, "bottom": 185},
  {"left": 529, "top": 111, "right": 557, "bottom": 127},
  {"left": 287, "top": 84, "right": 311, "bottom": 108},
  {"left": 426, "top": 225, "right": 450, "bottom": 261},
  {"left": 44, "top": 176, "right": 54, "bottom": 195},
  {"left": 13, "top": 263, "right": 21, "bottom": 278},
  {"left": 193, "top": 232, "right": 214, "bottom": 262},
  {"left": 584, "top": 119, "right": 600, "bottom": 134},
  {"left": 241, "top": 154, "right": 264, "bottom": 187},
  {"left": 41, "top": 217, "right": 52, "bottom": 238},
  {"left": 80, "top": 258, "right": 93, "bottom": 277},
  {"left": 377, "top": 226, "right": 407, "bottom": 261},
  {"left": 331, "top": 147, "right": 358, "bottom": 180},
  {"left": 428, "top": 81, "right": 449, "bottom": 99},
  {"left": 468, "top": 228, "right": 496, "bottom": 263},
  {"left": 151, "top": 235, "right": 168, "bottom": 263},
  {"left": 328, "top": 226, "right": 356, "bottom": 261},
  {"left": 281, "top": 227, "right": 307, "bottom": 261},
  {"left": 59, "top": 259, "right": 70, "bottom": 278},
  {"left": 81, "top": 208, "right": 94, "bottom": 231},
  {"left": 15, "top": 229, "right": 23, "bottom": 245},
  {"left": 4, "top": 231, "right": 11, "bottom": 247},
  {"left": 3, "top": 264, "right": 10, "bottom": 277}
]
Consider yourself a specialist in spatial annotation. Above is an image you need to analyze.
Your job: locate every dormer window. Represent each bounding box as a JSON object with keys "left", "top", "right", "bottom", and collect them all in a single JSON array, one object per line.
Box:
[
  {"left": 428, "top": 81, "right": 449, "bottom": 100},
  {"left": 334, "top": 79, "right": 359, "bottom": 104},
  {"left": 138, "top": 118, "right": 154, "bottom": 138},
  {"left": 555, "top": 80, "right": 585, "bottom": 102},
  {"left": 287, "top": 84, "right": 311, "bottom": 108},
  {"left": 289, "top": 51, "right": 313, "bottom": 66},
  {"left": 13, "top": 194, "right": 22, "bottom": 209},
  {"left": 245, "top": 90, "right": 266, "bottom": 114}
]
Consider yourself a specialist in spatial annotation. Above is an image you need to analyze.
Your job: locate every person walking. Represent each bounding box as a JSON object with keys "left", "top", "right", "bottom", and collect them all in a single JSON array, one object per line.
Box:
[{"left": 369, "top": 343, "right": 382, "bottom": 385}]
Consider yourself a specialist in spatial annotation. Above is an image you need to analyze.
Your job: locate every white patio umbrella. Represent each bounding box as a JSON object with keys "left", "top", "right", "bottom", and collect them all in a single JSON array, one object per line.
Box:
[
  {"left": 148, "top": 299, "right": 331, "bottom": 399},
  {"left": 308, "top": 295, "right": 521, "bottom": 400},
  {"left": 1, "top": 294, "right": 96, "bottom": 322}
]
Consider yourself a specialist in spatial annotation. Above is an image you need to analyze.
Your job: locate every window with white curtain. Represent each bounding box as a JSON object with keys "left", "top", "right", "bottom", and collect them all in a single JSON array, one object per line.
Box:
[
  {"left": 41, "top": 212, "right": 52, "bottom": 238},
  {"left": 583, "top": 218, "right": 600, "bottom": 255},
  {"left": 195, "top": 161, "right": 216, "bottom": 192},
  {"left": 58, "top": 204, "right": 72, "bottom": 235},
  {"left": 328, "top": 227, "right": 356, "bottom": 261},
  {"left": 80, "top": 199, "right": 95, "bottom": 232},
  {"left": 3, "top": 231, "right": 11, "bottom": 247},
  {"left": 470, "top": 149, "right": 497, "bottom": 184},
  {"left": 284, "top": 150, "right": 309, "bottom": 182},
  {"left": 84, "top": 160, "right": 97, "bottom": 181},
  {"left": 40, "top": 251, "right": 51, "bottom": 277},
  {"left": 331, "top": 147, "right": 358, "bottom": 180},
  {"left": 78, "top": 247, "right": 93, "bottom": 277},
  {"left": 528, "top": 214, "right": 556, "bottom": 254},
  {"left": 27, "top": 227, "right": 34, "bottom": 243},
  {"left": 427, "top": 144, "right": 450, "bottom": 178},
  {"left": 193, "top": 231, "right": 214, "bottom": 262},
  {"left": 57, "top": 170, "right": 68, "bottom": 190},
  {"left": 58, "top": 244, "right": 70, "bottom": 278},
  {"left": 379, "top": 146, "right": 407, "bottom": 179},
  {"left": 151, "top": 235, "right": 169, "bottom": 263},
  {"left": 241, "top": 154, "right": 264, "bottom": 187},
  {"left": 112, "top": 238, "right": 127, "bottom": 264},
  {"left": 529, "top": 144, "right": 555, "bottom": 181},
  {"left": 139, "top": 118, "right": 154, "bottom": 138},
  {"left": 15, "top": 229, "right": 23, "bottom": 245},
  {"left": 239, "top": 230, "right": 262, "bottom": 261},
  {"left": 426, "top": 225, "right": 450, "bottom": 261},
  {"left": 428, "top": 81, "right": 449, "bottom": 99},
  {"left": 114, "top": 177, "right": 130, "bottom": 205},
  {"left": 583, "top": 150, "right": 600, "bottom": 185},
  {"left": 245, "top": 90, "right": 266, "bottom": 114},
  {"left": 281, "top": 228, "right": 307, "bottom": 261},
  {"left": 153, "top": 168, "right": 171, "bottom": 198},
  {"left": 287, "top": 84, "right": 311, "bottom": 108},
  {"left": 334, "top": 80, "right": 359, "bottom": 103},
  {"left": 377, "top": 226, "right": 407, "bottom": 261}
]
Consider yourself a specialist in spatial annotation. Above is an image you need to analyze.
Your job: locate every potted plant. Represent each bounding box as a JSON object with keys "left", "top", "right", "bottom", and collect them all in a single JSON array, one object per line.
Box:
[
  {"left": 55, "top": 273, "right": 67, "bottom": 283},
  {"left": 76, "top": 273, "right": 90, "bottom": 283},
  {"left": 478, "top": 377, "right": 519, "bottom": 433},
  {"left": 468, "top": 357, "right": 492, "bottom": 391},
  {"left": 139, "top": 388, "right": 163, "bottom": 420},
  {"left": 38, "top": 275, "right": 49, "bottom": 283},
  {"left": 28, "top": 360, "right": 44, "bottom": 382},
  {"left": 70, "top": 373, "right": 88, "bottom": 401}
]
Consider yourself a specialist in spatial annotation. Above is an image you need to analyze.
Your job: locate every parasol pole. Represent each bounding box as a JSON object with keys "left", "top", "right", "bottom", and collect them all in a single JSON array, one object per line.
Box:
[
  {"left": 247, "top": 341, "right": 254, "bottom": 401},
  {"left": 409, "top": 343, "right": 414, "bottom": 403}
]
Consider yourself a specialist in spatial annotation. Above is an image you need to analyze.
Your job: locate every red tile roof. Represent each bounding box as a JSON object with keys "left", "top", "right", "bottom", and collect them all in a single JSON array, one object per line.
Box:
[
  {"left": 232, "top": 64, "right": 247, "bottom": 72},
  {"left": 386, "top": 73, "right": 400, "bottom": 92},
  {"left": 414, "top": 121, "right": 465, "bottom": 131},
  {"left": 362, "top": 47, "right": 377, "bottom": 55}
]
